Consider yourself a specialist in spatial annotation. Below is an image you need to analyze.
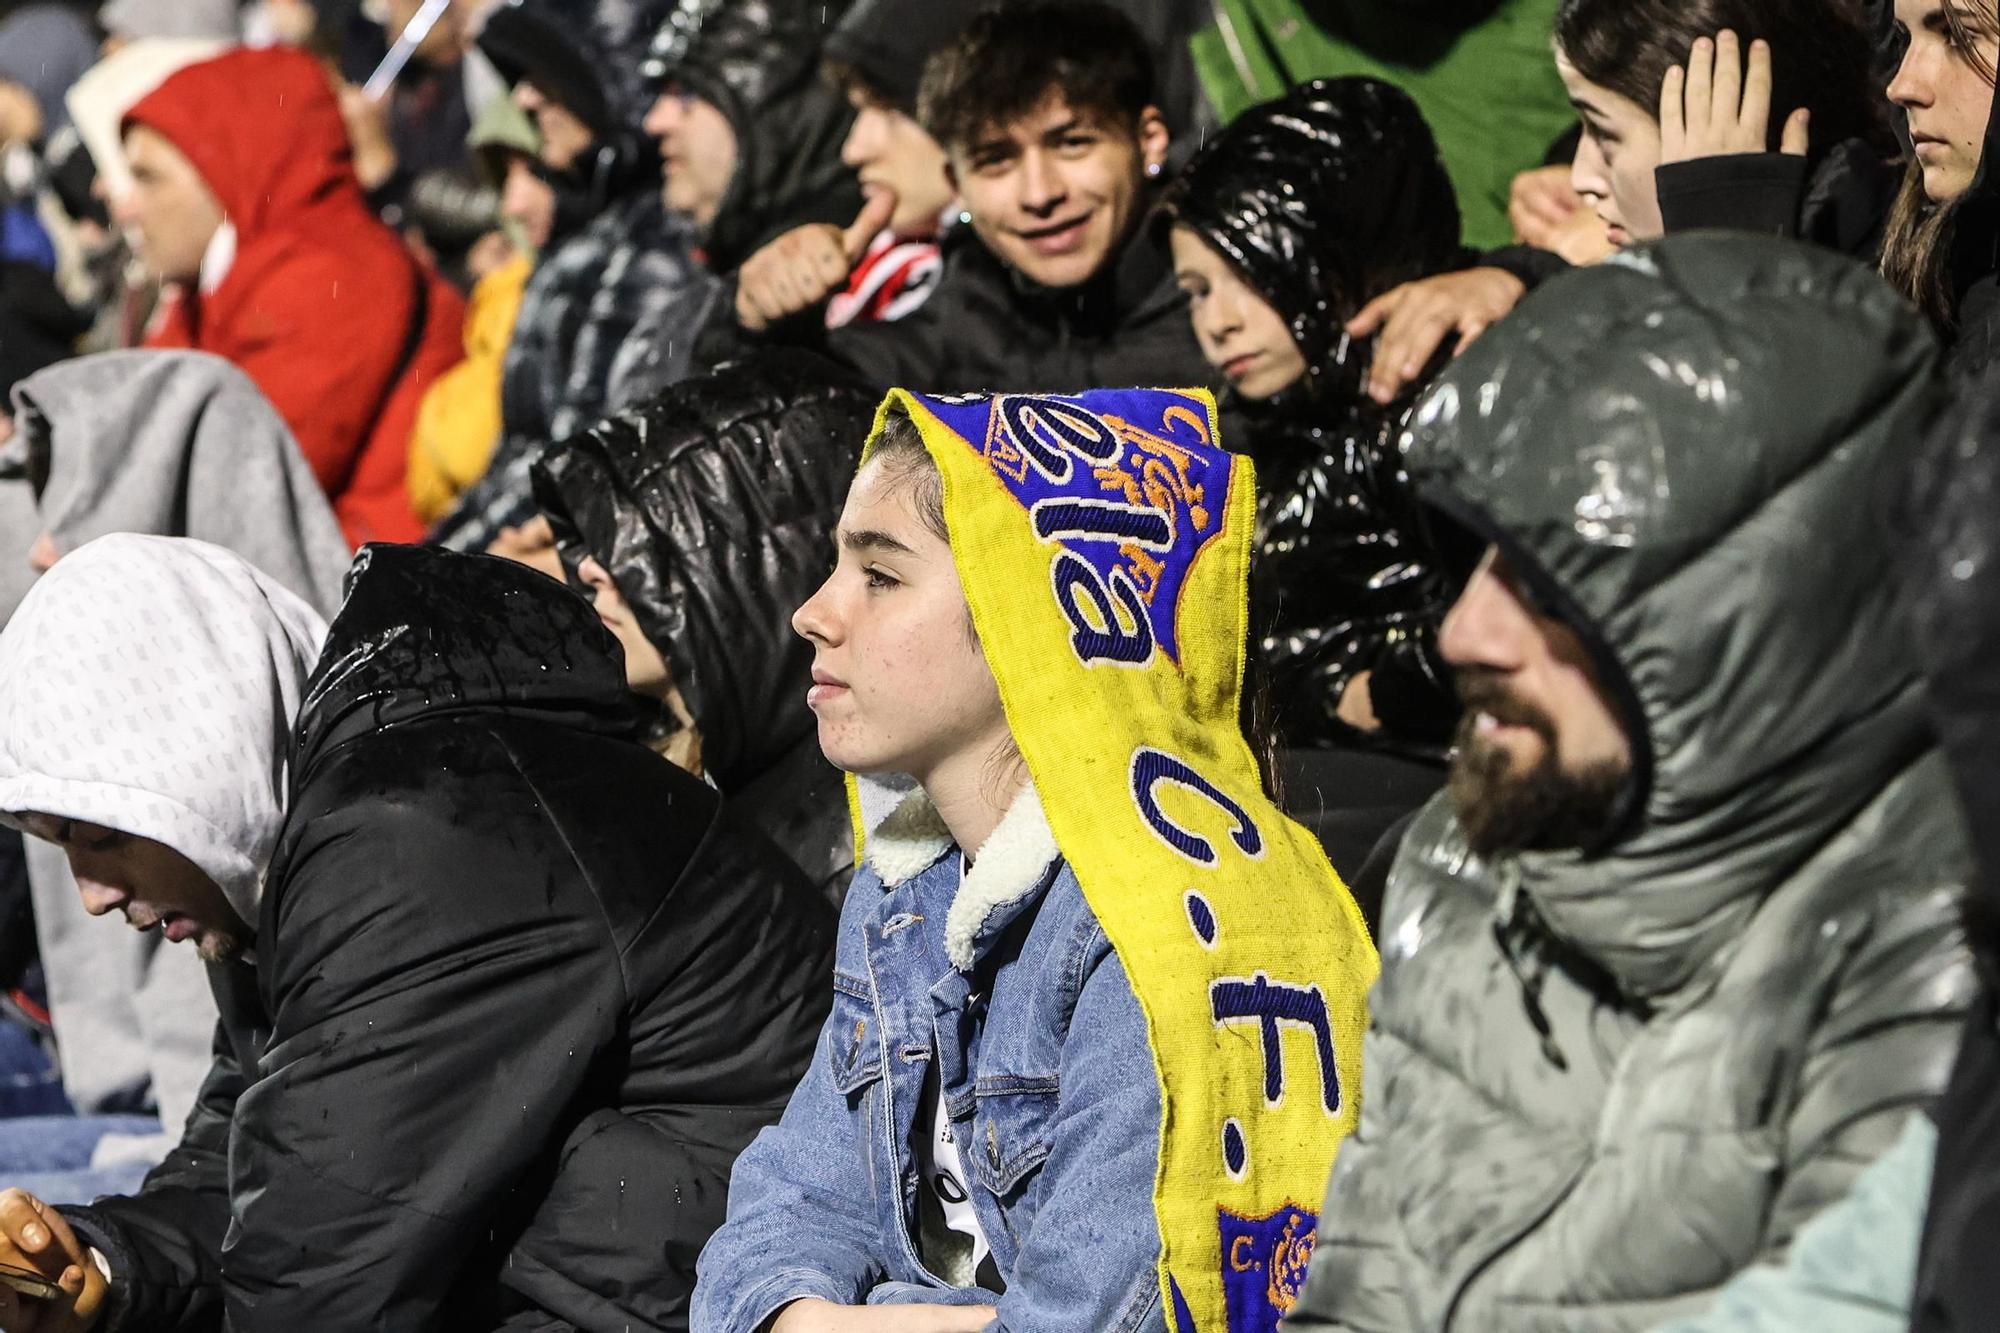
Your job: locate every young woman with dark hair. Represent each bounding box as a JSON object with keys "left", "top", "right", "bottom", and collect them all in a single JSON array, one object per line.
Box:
[
  {"left": 1555, "top": 0, "right": 1894, "bottom": 247},
  {"left": 1882, "top": 0, "right": 2000, "bottom": 372},
  {"left": 1350, "top": 0, "right": 1895, "bottom": 403}
]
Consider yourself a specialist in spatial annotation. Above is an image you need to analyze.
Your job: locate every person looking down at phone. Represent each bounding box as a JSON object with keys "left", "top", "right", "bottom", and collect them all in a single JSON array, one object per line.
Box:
[{"left": 0, "top": 535, "right": 835, "bottom": 1331}]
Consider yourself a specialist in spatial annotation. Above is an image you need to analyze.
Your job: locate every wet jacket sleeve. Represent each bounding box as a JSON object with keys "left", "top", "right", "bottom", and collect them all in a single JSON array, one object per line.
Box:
[
  {"left": 1281, "top": 1026, "right": 1402, "bottom": 1333},
  {"left": 1480, "top": 245, "right": 1569, "bottom": 292},
  {"left": 1366, "top": 628, "right": 1456, "bottom": 746},
  {"left": 62, "top": 1020, "right": 244, "bottom": 1333},
  {"left": 1646, "top": 1114, "right": 1933, "bottom": 1333},
  {"left": 684, "top": 272, "right": 830, "bottom": 374},
  {"left": 1759, "top": 886, "right": 1971, "bottom": 1250},
  {"left": 212, "top": 788, "right": 626, "bottom": 1328},
  {"left": 1355, "top": 432, "right": 1457, "bottom": 747},
  {"left": 1655, "top": 155, "right": 1809, "bottom": 238},
  {"left": 984, "top": 935, "right": 1165, "bottom": 1333},
  {"left": 691, "top": 888, "right": 896, "bottom": 1332}
]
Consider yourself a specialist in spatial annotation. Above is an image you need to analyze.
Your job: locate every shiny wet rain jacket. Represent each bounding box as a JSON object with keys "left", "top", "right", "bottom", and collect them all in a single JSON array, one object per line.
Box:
[
  {"left": 1288, "top": 236, "right": 1977, "bottom": 1331},
  {"left": 63, "top": 545, "right": 836, "bottom": 1333},
  {"left": 1162, "top": 77, "right": 1465, "bottom": 753},
  {"left": 533, "top": 350, "right": 878, "bottom": 901}
]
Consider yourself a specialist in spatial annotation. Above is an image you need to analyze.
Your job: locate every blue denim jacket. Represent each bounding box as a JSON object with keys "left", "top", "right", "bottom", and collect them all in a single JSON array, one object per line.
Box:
[{"left": 692, "top": 789, "right": 1165, "bottom": 1333}]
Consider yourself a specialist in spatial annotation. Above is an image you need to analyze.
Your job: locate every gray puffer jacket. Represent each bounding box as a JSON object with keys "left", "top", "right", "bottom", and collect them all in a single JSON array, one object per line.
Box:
[{"left": 1288, "top": 235, "right": 1977, "bottom": 1332}]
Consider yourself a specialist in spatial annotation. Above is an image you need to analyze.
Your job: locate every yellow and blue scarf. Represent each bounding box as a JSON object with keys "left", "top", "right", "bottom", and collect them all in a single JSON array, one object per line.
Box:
[{"left": 855, "top": 387, "right": 1378, "bottom": 1333}]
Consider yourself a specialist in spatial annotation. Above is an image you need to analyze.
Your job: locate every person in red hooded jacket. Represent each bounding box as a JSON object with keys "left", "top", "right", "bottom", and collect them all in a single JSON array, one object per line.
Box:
[{"left": 117, "top": 46, "right": 465, "bottom": 548}]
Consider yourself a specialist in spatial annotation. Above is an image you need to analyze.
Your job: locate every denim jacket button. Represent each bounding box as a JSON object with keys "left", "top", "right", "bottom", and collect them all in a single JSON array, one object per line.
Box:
[{"left": 986, "top": 1121, "right": 1001, "bottom": 1167}]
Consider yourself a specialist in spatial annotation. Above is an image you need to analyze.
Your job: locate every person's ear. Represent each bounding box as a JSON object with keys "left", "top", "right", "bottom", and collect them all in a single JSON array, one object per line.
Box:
[{"left": 1137, "top": 105, "right": 1170, "bottom": 178}]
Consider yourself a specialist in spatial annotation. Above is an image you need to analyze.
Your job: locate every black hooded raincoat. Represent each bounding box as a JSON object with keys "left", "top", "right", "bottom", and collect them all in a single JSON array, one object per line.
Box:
[
  {"left": 1163, "top": 77, "right": 1464, "bottom": 756},
  {"left": 62, "top": 545, "right": 835, "bottom": 1333},
  {"left": 533, "top": 351, "right": 877, "bottom": 901}
]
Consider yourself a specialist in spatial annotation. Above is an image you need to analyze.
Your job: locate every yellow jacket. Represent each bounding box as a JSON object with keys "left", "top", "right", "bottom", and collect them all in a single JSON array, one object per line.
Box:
[{"left": 408, "top": 253, "right": 530, "bottom": 526}]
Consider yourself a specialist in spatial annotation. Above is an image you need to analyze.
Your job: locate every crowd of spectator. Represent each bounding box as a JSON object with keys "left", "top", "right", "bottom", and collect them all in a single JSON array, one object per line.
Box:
[{"left": 0, "top": 0, "right": 1994, "bottom": 1330}]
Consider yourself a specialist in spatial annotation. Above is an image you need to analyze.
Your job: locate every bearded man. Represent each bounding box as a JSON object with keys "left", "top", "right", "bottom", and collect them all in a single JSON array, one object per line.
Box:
[{"left": 1284, "top": 235, "right": 1978, "bottom": 1332}]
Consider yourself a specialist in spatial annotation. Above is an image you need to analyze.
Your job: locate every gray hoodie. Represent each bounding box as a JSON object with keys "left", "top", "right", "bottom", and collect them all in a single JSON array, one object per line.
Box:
[{"left": 0, "top": 350, "right": 349, "bottom": 1138}]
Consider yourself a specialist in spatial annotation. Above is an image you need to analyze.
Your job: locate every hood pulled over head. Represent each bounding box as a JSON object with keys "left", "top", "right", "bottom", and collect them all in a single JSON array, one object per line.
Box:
[
  {"left": 0, "top": 534, "right": 328, "bottom": 924},
  {"left": 293, "top": 543, "right": 638, "bottom": 773},
  {"left": 1161, "top": 77, "right": 1466, "bottom": 400},
  {"left": 533, "top": 349, "right": 878, "bottom": 788},
  {"left": 4, "top": 350, "right": 353, "bottom": 619},
  {"left": 642, "top": 0, "right": 861, "bottom": 269},
  {"left": 124, "top": 46, "right": 362, "bottom": 243},
  {"left": 1403, "top": 233, "right": 1946, "bottom": 998},
  {"left": 480, "top": 0, "right": 681, "bottom": 139}
]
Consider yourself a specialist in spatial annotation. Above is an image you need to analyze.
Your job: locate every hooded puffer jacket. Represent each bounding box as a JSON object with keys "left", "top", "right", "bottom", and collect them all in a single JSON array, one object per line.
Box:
[
  {"left": 1163, "top": 77, "right": 1464, "bottom": 754},
  {"left": 642, "top": 0, "right": 860, "bottom": 275},
  {"left": 607, "top": 0, "right": 863, "bottom": 405},
  {"left": 1287, "top": 236, "right": 1977, "bottom": 1332},
  {"left": 51, "top": 542, "right": 835, "bottom": 1333},
  {"left": 436, "top": 0, "right": 716, "bottom": 554},
  {"left": 1898, "top": 362, "right": 2000, "bottom": 1332},
  {"left": 125, "top": 47, "right": 466, "bottom": 549},
  {"left": 533, "top": 351, "right": 876, "bottom": 901}
]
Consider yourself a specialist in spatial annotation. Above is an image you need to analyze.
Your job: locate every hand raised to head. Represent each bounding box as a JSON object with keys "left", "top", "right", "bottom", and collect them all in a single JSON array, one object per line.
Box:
[{"left": 1659, "top": 31, "right": 1810, "bottom": 164}]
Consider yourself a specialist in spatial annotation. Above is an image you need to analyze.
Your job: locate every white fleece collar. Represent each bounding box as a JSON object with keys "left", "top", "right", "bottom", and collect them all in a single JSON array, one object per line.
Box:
[{"left": 867, "top": 783, "right": 1062, "bottom": 971}]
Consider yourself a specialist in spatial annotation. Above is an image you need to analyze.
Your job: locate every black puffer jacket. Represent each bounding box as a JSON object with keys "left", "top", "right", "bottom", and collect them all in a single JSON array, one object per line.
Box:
[
  {"left": 534, "top": 351, "right": 876, "bottom": 901},
  {"left": 437, "top": 0, "right": 718, "bottom": 553},
  {"left": 1162, "top": 78, "right": 1463, "bottom": 753},
  {"left": 64, "top": 545, "right": 835, "bottom": 1333},
  {"left": 1901, "top": 363, "right": 2000, "bottom": 1332}
]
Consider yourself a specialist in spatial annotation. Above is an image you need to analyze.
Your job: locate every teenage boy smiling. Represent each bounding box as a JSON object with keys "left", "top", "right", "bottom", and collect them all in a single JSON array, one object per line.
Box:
[{"left": 724, "top": 1, "right": 1217, "bottom": 395}]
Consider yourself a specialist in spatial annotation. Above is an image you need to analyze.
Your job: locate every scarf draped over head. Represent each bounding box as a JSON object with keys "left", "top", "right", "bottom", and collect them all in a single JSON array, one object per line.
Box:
[
  {"left": 856, "top": 387, "right": 1378, "bottom": 1333},
  {"left": 0, "top": 534, "right": 328, "bottom": 926}
]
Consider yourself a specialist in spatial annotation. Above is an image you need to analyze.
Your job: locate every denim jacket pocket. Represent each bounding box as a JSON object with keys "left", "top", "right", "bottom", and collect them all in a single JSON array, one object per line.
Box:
[
  {"left": 828, "top": 975, "right": 883, "bottom": 1096},
  {"left": 968, "top": 1078, "right": 1061, "bottom": 1199}
]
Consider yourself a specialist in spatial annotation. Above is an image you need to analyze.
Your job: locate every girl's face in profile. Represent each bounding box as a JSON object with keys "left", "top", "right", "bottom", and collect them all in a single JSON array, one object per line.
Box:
[
  {"left": 1891, "top": 0, "right": 2000, "bottom": 205},
  {"left": 1558, "top": 49, "right": 1666, "bottom": 247},
  {"left": 1170, "top": 226, "right": 1310, "bottom": 401},
  {"left": 792, "top": 454, "right": 1010, "bottom": 785}
]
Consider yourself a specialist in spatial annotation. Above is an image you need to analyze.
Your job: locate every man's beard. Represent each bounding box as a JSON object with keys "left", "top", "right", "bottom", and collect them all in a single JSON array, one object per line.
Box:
[
  {"left": 1448, "top": 673, "right": 1629, "bottom": 859},
  {"left": 196, "top": 930, "right": 243, "bottom": 965}
]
